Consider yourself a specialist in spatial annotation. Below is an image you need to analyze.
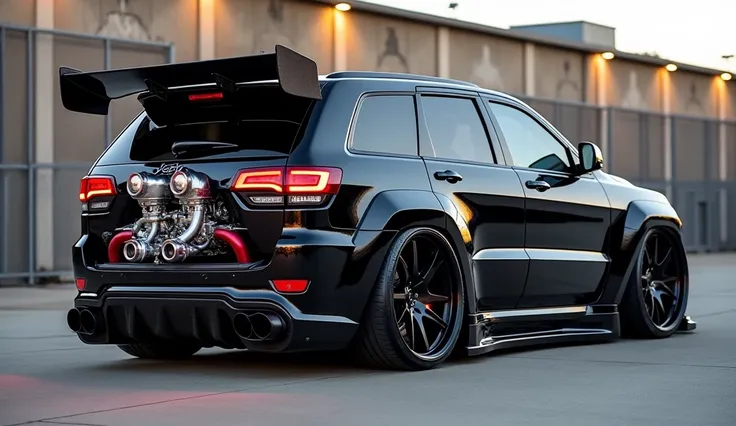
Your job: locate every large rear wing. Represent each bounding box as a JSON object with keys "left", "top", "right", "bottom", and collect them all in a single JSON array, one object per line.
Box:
[{"left": 59, "top": 45, "right": 322, "bottom": 116}]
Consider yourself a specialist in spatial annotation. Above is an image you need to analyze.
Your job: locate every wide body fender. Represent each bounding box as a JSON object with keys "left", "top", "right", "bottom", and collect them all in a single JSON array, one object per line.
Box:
[
  {"left": 599, "top": 200, "right": 685, "bottom": 306},
  {"left": 351, "top": 189, "right": 479, "bottom": 316}
]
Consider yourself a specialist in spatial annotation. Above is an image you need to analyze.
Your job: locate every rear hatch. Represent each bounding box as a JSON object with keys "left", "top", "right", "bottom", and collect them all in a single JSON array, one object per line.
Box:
[{"left": 79, "top": 83, "right": 320, "bottom": 267}]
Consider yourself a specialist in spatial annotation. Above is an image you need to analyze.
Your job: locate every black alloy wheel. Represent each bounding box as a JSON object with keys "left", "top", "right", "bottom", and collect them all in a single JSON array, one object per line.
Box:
[
  {"left": 354, "top": 227, "right": 465, "bottom": 370},
  {"left": 620, "top": 227, "right": 688, "bottom": 338}
]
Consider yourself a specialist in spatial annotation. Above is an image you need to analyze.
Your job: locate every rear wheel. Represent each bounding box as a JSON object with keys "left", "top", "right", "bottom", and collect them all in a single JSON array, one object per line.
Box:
[
  {"left": 354, "top": 227, "right": 465, "bottom": 370},
  {"left": 620, "top": 227, "right": 688, "bottom": 338},
  {"left": 117, "top": 342, "right": 202, "bottom": 359}
]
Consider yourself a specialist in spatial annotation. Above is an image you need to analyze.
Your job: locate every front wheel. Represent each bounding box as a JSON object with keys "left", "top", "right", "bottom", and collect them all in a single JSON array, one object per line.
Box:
[
  {"left": 619, "top": 227, "right": 689, "bottom": 338},
  {"left": 353, "top": 227, "right": 466, "bottom": 370}
]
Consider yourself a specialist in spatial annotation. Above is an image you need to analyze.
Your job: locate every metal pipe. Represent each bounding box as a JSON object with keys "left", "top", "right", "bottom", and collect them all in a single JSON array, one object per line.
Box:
[
  {"left": 0, "top": 23, "right": 171, "bottom": 48},
  {"left": 177, "top": 207, "right": 205, "bottom": 243},
  {"left": 26, "top": 30, "right": 35, "bottom": 285},
  {"left": 104, "top": 39, "right": 111, "bottom": 147}
]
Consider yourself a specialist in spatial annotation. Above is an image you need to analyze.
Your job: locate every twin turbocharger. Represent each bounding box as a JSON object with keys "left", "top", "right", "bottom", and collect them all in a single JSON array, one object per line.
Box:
[{"left": 121, "top": 167, "right": 214, "bottom": 263}]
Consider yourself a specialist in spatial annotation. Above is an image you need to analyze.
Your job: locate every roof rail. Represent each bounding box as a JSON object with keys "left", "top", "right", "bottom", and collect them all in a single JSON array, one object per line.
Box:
[{"left": 325, "top": 71, "right": 479, "bottom": 88}]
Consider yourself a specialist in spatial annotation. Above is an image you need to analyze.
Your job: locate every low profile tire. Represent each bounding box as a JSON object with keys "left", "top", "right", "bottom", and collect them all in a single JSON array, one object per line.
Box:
[
  {"left": 117, "top": 342, "right": 202, "bottom": 359},
  {"left": 619, "top": 227, "right": 688, "bottom": 338},
  {"left": 353, "top": 227, "right": 466, "bottom": 370}
]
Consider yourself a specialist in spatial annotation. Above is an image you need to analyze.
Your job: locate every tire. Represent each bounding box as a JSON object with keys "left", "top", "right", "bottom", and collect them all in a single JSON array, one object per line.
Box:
[
  {"left": 353, "top": 227, "right": 466, "bottom": 370},
  {"left": 619, "top": 226, "right": 689, "bottom": 338},
  {"left": 117, "top": 342, "right": 202, "bottom": 359}
]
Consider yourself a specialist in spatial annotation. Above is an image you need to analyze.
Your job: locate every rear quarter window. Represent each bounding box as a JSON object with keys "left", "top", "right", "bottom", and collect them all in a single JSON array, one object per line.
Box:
[{"left": 350, "top": 95, "right": 418, "bottom": 157}]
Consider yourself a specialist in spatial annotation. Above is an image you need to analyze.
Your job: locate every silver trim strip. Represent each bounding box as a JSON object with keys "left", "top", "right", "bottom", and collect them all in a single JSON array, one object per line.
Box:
[
  {"left": 526, "top": 248, "right": 609, "bottom": 262},
  {"left": 481, "top": 305, "right": 588, "bottom": 321},
  {"left": 472, "top": 248, "right": 528, "bottom": 260},
  {"left": 79, "top": 292, "right": 97, "bottom": 298},
  {"left": 472, "top": 248, "right": 609, "bottom": 263}
]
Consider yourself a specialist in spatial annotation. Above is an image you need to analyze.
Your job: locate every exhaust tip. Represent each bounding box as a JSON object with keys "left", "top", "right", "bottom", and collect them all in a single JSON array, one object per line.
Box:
[
  {"left": 250, "top": 312, "right": 285, "bottom": 341},
  {"left": 66, "top": 308, "right": 81, "bottom": 333},
  {"left": 233, "top": 313, "right": 254, "bottom": 340},
  {"left": 79, "top": 309, "right": 97, "bottom": 335}
]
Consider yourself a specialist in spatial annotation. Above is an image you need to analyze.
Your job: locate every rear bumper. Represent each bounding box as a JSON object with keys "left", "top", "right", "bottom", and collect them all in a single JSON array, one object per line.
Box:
[{"left": 72, "top": 286, "right": 359, "bottom": 352}]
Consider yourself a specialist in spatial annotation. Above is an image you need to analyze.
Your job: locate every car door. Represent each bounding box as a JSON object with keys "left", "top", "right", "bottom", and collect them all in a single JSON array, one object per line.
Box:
[
  {"left": 416, "top": 89, "right": 527, "bottom": 311},
  {"left": 483, "top": 97, "right": 612, "bottom": 309}
]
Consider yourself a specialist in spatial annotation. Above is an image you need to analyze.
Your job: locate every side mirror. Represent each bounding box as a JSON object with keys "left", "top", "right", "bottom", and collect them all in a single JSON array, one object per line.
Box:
[{"left": 577, "top": 142, "right": 603, "bottom": 174}]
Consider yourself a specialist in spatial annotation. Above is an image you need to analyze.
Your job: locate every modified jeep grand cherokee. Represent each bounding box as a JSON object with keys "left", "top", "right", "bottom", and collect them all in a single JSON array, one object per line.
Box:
[{"left": 63, "top": 45, "right": 695, "bottom": 370}]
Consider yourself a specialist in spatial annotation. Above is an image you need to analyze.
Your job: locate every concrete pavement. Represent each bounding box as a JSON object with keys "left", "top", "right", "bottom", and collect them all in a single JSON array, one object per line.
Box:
[{"left": 0, "top": 253, "right": 734, "bottom": 426}]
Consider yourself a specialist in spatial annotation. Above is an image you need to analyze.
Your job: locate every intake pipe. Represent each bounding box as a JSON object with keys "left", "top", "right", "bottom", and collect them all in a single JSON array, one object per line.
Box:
[
  {"left": 232, "top": 312, "right": 285, "bottom": 342},
  {"left": 213, "top": 229, "right": 251, "bottom": 263},
  {"left": 108, "top": 230, "right": 134, "bottom": 263}
]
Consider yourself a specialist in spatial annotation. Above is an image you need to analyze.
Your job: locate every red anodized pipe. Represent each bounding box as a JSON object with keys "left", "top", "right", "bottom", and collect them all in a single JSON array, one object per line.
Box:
[
  {"left": 107, "top": 231, "right": 133, "bottom": 263},
  {"left": 213, "top": 229, "right": 251, "bottom": 263}
]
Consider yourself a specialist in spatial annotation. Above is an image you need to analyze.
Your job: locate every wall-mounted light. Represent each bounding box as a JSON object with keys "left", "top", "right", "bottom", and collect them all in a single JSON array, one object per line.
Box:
[
  {"left": 721, "top": 72, "right": 733, "bottom": 81},
  {"left": 665, "top": 63, "right": 678, "bottom": 72},
  {"left": 335, "top": 2, "right": 351, "bottom": 11},
  {"left": 601, "top": 51, "right": 615, "bottom": 60}
]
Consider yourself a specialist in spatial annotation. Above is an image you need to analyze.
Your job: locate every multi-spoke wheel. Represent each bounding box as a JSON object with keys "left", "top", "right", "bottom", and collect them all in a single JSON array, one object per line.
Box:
[
  {"left": 620, "top": 227, "right": 689, "bottom": 338},
  {"left": 353, "top": 227, "right": 465, "bottom": 370}
]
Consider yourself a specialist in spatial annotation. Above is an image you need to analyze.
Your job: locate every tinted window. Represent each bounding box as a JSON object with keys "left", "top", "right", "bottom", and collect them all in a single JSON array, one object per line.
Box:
[
  {"left": 351, "top": 95, "right": 418, "bottom": 156},
  {"left": 488, "top": 103, "right": 571, "bottom": 172},
  {"left": 97, "top": 84, "right": 314, "bottom": 165},
  {"left": 420, "top": 96, "right": 495, "bottom": 164}
]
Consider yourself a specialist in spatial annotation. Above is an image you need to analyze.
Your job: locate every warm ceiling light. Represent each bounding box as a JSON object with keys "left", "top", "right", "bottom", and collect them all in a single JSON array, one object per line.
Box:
[
  {"left": 335, "top": 2, "right": 351, "bottom": 11},
  {"left": 721, "top": 72, "right": 733, "bottom": 81},
  {"left": 601, "top": 51, "right": 615, "bottom": 60},
  {"left": 665, "top": 63, "right": 678, "bottom": 72}
]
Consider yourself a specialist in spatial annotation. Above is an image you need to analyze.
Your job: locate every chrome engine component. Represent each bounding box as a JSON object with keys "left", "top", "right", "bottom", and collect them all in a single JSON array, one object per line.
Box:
[
  {"left": 117, "top": 168, "right": 232, "bottom": 263},
  {"left": 161, "top": 168, "right": 214, "bottom": 263},
  {"left": 122, "top": 172, "right": 172, "bottom": 262}
]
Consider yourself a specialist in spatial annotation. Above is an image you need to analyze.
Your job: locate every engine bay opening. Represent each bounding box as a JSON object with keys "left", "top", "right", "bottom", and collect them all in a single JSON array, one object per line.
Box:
[{"left": 106, "top": 167, "right": 253, "bottom": 265}]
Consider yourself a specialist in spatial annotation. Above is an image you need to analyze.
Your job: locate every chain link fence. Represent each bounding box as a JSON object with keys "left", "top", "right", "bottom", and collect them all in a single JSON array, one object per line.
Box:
[{"left": 0, "top": 25, "right": 173, "bottom": 285}]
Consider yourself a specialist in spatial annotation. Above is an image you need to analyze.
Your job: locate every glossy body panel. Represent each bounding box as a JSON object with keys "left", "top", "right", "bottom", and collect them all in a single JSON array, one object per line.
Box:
[{"left": 426, "top": 161, "right": 526, "bottom": 310}]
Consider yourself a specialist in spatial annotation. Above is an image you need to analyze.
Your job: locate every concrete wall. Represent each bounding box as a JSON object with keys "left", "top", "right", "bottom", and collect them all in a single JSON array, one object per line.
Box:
[{"left": 1, "top": 0, "right": 735, "bottom": 277}]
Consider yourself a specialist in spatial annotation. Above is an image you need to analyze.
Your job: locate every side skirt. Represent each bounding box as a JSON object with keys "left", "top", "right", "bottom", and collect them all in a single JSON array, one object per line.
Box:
[{"left": 466, "top": 305, "right": 620, "bottom": 357}]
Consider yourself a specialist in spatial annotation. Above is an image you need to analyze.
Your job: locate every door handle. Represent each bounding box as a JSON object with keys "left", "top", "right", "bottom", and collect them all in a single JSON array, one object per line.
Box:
[
  {"left": 525, "top": 180, "right": 551, "bottom": 192},
  {"left": 434, "top": 170, "right": 463, "bottom": 184}
]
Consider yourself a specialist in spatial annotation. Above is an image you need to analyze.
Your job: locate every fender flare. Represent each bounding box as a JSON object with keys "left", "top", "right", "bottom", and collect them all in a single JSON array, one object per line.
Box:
[
  {"left": 353, "top": 189, "right": 478, "bottom": 314},
  {"left": 611, "top": 200, "right": 685, "bottom": 304}
]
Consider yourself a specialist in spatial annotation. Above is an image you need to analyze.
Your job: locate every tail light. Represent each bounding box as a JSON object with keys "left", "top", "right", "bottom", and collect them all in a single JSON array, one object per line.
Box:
[
  {"left": 231, "top": 166, "right": 342, "bottom": 207},
  {"left": 79, "top": 175, "right": 117, "bottom": 211}
]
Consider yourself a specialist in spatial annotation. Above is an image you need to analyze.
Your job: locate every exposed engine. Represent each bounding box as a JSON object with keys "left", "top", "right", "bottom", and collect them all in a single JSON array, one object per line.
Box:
[{"left": 109, "top": 168, "right": 248, "bottom": 264}]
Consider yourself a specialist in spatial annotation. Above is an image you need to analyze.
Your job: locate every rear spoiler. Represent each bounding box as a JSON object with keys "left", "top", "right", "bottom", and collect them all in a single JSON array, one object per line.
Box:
[{"left": 59, "top": 45, "right": 322, "bottom": 115}]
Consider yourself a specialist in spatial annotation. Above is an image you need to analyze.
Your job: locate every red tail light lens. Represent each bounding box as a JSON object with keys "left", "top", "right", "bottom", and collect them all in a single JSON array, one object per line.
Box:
[
  {"left": 231, "top": 167, "right": 342, "bottom": 207},
  {"left": 75, "top": 278, "right": 87, "bottom": 291},
  {"left": 79, "top": 176, "right": 117, "bottom": 202}
]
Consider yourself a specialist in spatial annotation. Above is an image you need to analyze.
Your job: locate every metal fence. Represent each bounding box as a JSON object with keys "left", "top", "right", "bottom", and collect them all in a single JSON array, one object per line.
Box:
[
  {"left": 0, "top": 25, "right": 173, "bottom": 285},
  {"left": 522, "top": 97, "right": 736, "bottom": 254},
  {"left": 0, "top": 24, "right": 733, "bottom": 285}
]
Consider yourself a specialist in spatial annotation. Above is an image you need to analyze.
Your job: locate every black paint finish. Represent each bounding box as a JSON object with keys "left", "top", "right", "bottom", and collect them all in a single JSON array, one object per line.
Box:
[{"left": 67, "top": 69, "right": 689, "bottom": 359}]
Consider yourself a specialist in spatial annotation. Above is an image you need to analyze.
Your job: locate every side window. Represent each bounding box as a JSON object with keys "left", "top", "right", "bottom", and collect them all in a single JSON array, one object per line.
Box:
[
  {"left": 422, "top": 96, "right": 495, "bottom": 163},
  {"left": 420, "top": 96, "right": 496, "bottom": 164},
  {"left": 488, "top": 102, "right": 572, "bottom": 172},
  {"left": 351, "top": 95, "right": 418, "bottom": 156}
]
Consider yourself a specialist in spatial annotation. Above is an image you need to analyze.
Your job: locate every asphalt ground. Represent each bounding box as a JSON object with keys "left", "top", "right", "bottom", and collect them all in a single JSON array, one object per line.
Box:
[{"left": 1, "top": 253, "right": 734, "bottom": 426}]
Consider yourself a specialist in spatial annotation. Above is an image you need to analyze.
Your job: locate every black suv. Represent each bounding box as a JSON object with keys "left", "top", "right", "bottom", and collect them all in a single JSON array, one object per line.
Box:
[{"left": 63, "top": 45, "right": 694, "bottom": 370}]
